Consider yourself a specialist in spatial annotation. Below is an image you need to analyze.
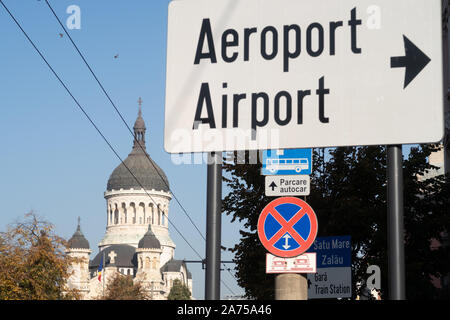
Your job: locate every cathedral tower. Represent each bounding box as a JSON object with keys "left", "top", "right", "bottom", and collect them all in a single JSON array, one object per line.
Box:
[
  {"left": 99, "top": 98, "right": 175, "bottom": 267},
  {"left": 135, "top": 225, "right": 164, "bottom": 299},
  {"left": 66, "top": 218, "right": 91, "bottom": 299},
  {"left": 66, "top": 99, "right": 192, "bottom": 299}
]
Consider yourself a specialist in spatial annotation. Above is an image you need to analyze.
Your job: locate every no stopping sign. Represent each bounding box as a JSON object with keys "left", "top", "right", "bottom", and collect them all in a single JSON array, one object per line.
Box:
[{"left": 257, "top": 197, "right": 318, "bottom": 258}]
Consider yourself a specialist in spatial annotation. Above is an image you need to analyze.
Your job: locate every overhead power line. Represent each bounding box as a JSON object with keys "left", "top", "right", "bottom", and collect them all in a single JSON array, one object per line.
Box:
[
  {"left": 1, "top": 0, "right": 237, "bottom": 296},
  {"left": 0, "top": 0, "right": 203, "bottom": 262},
  {"left": 43, "top": 0, "right": 239, "bottom": 289},
  {"left": 43, "top": 0, "right": 207, "bottom": 243}
]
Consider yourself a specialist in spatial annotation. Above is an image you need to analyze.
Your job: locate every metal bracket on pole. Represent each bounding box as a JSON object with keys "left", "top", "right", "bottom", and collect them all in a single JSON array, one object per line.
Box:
[{"left": 184, "top": 260, "right": 234, "bottom": 270}]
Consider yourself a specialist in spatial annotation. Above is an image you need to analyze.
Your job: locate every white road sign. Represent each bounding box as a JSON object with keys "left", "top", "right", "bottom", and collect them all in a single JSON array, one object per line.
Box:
[
  {"left": 265, "top": 175, "right": 310, "bottom": 196},
  {"left": 266, "top": 253, "right": 317, "bottom": 274},
  {"left": 307, "top": 267, "right": 352, "bottom": 299},
  {"left": 165, "top": 0, "right": 444, "bottom": 153}
]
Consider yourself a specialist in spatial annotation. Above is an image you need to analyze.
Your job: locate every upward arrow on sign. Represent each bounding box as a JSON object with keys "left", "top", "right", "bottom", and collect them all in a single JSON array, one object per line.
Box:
[
  {"left": 390, "top": 35, "right": 431, "bottom": 89},
  {"left": 269, "top": 181, "right": 277, "bottom": 191}
]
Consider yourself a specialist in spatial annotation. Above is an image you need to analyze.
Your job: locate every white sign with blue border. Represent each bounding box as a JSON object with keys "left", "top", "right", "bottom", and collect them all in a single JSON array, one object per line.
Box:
[{"left": 262, "top": 149, "right": 312, "bottom": 175}]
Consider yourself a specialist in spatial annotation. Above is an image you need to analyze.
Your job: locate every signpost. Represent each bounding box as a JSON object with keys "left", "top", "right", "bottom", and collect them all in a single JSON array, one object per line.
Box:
[
  {"left": 266, "top": 253, "right": 317, "bottom": 274},
  {"left": 265, "top": 175, "right": 310, "bottom": 197},
  {"left": 307, "top": 236, "right": 352, "bottom": 299},
  {"left": 262, "top": 148, "right": 312, "bottom": 196},
  {"left": 205, "top": 152, "right": 222, "bottom": 300},
  {"left": 165, "top": 0, "right": 446, "bottom": 300},
  {"left": 262, "top": 149, "right": 312, "bottom": 175},
  {"left": 165, "top": 0, "right": 444, "bottom": 153},
  {"left": 387, "top": 147, "right": 405, "bottom": 300},
  {"left": 258, "top": 197, "right": 318, "bottom": 300},
  {"left": 257, "top": 197, "right": 318, "bottom": 258},
  {"left": 308, "top": 268, "right": 352, "bottom": 299}
]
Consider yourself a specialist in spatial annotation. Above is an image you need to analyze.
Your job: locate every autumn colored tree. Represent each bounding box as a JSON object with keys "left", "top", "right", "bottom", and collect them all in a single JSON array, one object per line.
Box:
[
  {"left": 0, "top": 212, "right": 80, "bottom": 300},
  {"left": 167, "top": 279, "right": 191, "bottom": 300},
  {"left": 100, "top": 273, "right": 149, "bottom": 300}
]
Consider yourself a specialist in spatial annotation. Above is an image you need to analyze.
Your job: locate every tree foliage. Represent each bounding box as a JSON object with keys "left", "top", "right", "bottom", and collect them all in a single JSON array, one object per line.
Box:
[
  {"left": 222, "top": 144, "right": 450, "bottom": 300},
  {"left": 167, "top": 279, "right": 191, "bottom": 300},
  {"left": 100, "top": 273, "right": 149, "bottom": 300},
  {"left": 0, "top": 212, "right": 80, "bottom": 300}
]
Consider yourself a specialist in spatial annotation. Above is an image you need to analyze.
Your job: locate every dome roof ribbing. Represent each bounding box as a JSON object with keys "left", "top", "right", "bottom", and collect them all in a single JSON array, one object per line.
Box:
[
  {"left": 107, "top": 153, "right": 170, "bottom": 192},
  {"left": 106, "top": 104, "right": 170, "bottom": 192}
]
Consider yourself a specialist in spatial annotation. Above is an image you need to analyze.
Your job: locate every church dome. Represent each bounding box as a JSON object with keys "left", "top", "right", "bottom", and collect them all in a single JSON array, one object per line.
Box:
[
  {"left": 106, "top": 104, "right": 170, "bottom": 192},
  {"left": 90, "top": 244, "right": 137, "bottom": 269},
  {"left": 161, "top": 259, "right": 191, "bottom": 278},
  {"left": 68, "top": 218, "right": 90, "bottom": 249},
  {"left": 138, "top": 225, "right": 161, "bottom": 249},
  {"left": 107, "top": 153, "right": 170, "bottom": 192}
]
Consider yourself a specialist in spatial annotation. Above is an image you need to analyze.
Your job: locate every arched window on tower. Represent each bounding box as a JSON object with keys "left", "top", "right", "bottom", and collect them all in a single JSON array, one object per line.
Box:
[
  {"left": 139, "top": 202, "right": 145, "bottom": 225},
  {"left": 157, "top": 205, "right": 161, "bottom": 225},
  {"left": 130, "top": 203, "right": 136, "bottom": 224},
  {"left": 149, "top": 203, "right": 154, "bottom": 224},
  {"left": 114, "top": 204, "right": 119, "bottom": 225},
  {"left": 122, "top": 203, "right": 127, "bottom": 224},
  {"left": 108, "top": 206, "right": 112, "bottom": 225},
  {"left": 146, "top": 203, "right": 151, "bottom": 223},
  {"left": 165, "top": 205, "right": 169, "bottom": 227}
]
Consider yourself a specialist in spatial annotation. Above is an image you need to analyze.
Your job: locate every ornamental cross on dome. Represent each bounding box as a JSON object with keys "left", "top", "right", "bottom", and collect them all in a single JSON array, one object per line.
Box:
[{"left": 138, "top": 97, "right": 143, "bottom": 115}]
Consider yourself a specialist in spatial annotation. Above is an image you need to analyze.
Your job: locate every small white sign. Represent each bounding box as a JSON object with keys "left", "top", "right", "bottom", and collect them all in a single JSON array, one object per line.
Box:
[
  {"left": 307, "top": 267, "right": 352, "bottom": 299},
  {"left": 265, "top": 175, "right": 310, "bottom": 196},
  {"left": 266, "top": 253, "right": 316, "bottom": 274}
]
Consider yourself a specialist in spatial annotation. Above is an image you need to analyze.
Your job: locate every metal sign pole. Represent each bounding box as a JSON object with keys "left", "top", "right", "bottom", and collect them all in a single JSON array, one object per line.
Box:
[
  {"left": 205, "top": 152, "right": 222, "bottom": 300},
  {"left": 443, "top": 0, "right": 449, "bottom": 174},
  {"left": 173, "top": 0, "right": 222, "bottom": 302},
  {"left": 387, "top": 145, "right": 406, "bottom": 300}
]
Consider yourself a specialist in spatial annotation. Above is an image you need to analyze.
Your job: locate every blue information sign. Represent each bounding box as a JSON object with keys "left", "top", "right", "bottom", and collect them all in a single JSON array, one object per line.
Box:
[
  {"left": 307, "top": 236, "right": 351, "bottom": 268},
  {"left": 262, "top": 149, "right": 312, "bottom": 175}
]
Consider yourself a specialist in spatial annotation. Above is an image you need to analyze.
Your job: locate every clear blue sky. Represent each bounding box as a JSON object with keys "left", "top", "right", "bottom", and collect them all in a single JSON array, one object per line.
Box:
[{"left": 0, "top": 0, "right": 245, "bottom": 299}]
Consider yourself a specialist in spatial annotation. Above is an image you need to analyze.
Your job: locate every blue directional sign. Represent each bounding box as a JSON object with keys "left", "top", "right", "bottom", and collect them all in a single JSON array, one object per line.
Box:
[
  {"left": 307, "top": 236, "right": 351, "bottom": 268},
  {"left": 307, "top": 235, "right": 352, "bottom": 299},
  {"left": 262, "top": 149, "right": 312, "bottom": 175}
]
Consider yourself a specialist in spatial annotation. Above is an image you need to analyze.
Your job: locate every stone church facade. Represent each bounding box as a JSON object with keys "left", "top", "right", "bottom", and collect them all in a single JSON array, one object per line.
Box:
[{"left": 65, "top": 101, "right": 192, "bottom": 299}]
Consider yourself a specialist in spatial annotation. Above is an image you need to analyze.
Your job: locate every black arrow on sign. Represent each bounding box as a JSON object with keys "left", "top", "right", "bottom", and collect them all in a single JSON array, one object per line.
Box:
[
  {"left": 390, "top": 35, "right": 431, "bottom": 89},
  {"left": 269, "top": 181, "right": 277, "bottom": 191}
]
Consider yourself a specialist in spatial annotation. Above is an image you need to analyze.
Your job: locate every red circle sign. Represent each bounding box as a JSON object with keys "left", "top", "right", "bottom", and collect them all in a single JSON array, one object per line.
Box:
[{"left": 257, "top": 197, "right": 318, "bottom": 258}]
